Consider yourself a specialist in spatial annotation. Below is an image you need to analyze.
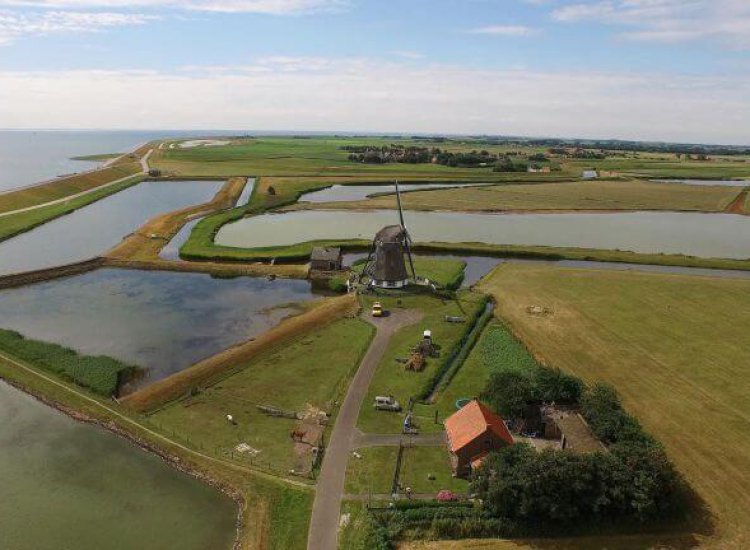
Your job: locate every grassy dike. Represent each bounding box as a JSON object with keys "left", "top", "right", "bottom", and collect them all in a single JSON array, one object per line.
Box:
[
  {"left": 0, "top": 175, "right": 144, "bottom": 243},
  {"left": 0, "top": 340, "right": 313, "bottom": 550}
]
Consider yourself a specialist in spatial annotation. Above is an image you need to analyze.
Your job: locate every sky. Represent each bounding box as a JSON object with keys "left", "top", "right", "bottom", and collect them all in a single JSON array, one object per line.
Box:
[{"left": 0, "top": 0, "right": 749, "bottom": 144}]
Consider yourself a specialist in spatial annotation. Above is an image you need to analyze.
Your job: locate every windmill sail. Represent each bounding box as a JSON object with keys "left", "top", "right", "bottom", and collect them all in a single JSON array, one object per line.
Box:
[{"left": 395, "top": 180, "right": 417, "bottom": 281}]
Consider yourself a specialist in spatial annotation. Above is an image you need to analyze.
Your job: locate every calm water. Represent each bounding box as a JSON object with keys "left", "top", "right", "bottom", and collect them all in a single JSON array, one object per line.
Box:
[
  {"left": 217, "top": 209, "right": 750, "bottom": 260},
  {"left": 0, "top": 180, "right": 222, "bottom": 276},
  {"left": 0, "top": 131, "right": 176, "bottom": 192},
  {"left": 651, "top": 179, "right": 750, "bottom": 187},
  {"left": 0, "top": 381, "right": 236, "bottom": 550},
  {"left": 160, "top": 179, "right": 255, "bottom": 262},
  {"left": 0, "top": 269, "right": 319, "bottom": 392},
  {"left": 299, "top": 182, "right": 479, "bottom": 203}
]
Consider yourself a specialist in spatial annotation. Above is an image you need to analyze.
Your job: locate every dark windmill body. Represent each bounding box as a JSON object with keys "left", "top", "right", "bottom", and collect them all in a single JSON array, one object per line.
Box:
[{"left": 361, "top": 182, "right": 417, "bottom": 288}]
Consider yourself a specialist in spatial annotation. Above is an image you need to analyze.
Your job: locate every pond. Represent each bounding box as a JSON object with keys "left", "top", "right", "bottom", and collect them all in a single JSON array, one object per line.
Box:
[
  {"left": 160, "top": 179, "right": 255, "bottom": 261},
  {"left": 0, "top": 381, "right": 236, "bottom": 550},
  {"left": 298, "top": 182, "right": 481, "bottom": 203},
  {"left": 0, "top": 180, "right": 223, "bottom": 276},
  {"left": 0, "top": 268, "right": 320, "bottom": 392},
  {"left": 216, "top": 209, "right": 750, "bottom": 260}
]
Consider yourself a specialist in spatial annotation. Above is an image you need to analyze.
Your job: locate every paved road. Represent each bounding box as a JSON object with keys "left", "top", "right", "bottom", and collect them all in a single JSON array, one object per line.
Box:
[
  {"left": 307, "top": 309, "right": 423, "bottom": 550},
  {"left": 0, "top": 149, "right": 152, "bottom": 219}
]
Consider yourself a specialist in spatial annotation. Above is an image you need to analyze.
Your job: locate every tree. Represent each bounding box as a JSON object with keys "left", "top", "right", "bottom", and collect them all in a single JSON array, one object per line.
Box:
[{"left": 482, "top": 370, "right": 534, "bottom": 418}]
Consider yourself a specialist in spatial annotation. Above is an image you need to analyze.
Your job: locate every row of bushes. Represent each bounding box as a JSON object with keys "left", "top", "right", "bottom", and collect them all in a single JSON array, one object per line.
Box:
[{"left": 0, "top": 329, "right": 136, "bottom": 396}]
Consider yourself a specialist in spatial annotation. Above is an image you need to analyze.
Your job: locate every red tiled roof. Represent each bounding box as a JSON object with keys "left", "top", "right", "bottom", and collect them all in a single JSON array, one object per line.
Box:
[{"left": 444, "top": 400, "right": 514, "bottom": 452}]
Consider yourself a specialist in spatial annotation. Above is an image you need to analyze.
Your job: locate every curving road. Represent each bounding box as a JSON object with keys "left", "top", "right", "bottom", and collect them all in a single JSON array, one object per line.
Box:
[{"left": 307, "top": 308, "right": 423, "bottom": 550}]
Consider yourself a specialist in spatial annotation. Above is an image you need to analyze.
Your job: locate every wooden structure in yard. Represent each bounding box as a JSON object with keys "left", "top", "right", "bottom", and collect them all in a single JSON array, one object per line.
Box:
[
  {"left": 444, "top": 400, "right": 514, "bottom": 478},
  {"left": 310, "top": 247, "right": 342, "bottom": 271}
]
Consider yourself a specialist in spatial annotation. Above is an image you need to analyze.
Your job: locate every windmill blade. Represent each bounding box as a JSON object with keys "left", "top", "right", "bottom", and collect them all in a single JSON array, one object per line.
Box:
[
  {"left": 395, "top": 180, "right": 406, "bottom": 229},
  {"left": 403, "top": 229, "right": 417, "bottom": 282}
]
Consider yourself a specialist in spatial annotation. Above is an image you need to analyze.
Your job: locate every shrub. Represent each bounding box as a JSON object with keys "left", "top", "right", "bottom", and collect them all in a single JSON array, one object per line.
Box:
[{"left": 0, "top": 329, "right": 136, "bottom": 396}]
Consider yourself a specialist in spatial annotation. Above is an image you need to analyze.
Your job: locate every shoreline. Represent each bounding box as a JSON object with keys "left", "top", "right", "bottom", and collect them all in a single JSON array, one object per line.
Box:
[{"left": 0, "top": 375, "right": 245, "bottom": 550}]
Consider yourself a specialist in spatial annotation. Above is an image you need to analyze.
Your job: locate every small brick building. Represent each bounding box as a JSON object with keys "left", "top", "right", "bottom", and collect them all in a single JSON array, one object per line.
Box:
[
  {"left": 310, "top": 247, "right": 342, "bottom": 271},
  {"left": 444, "top": 400, "right": 514, "bottom": 478}
]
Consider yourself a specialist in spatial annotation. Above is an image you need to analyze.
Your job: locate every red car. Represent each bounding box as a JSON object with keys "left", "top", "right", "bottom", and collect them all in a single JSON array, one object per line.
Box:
[{"left": 436, "top": 490, "right": 457, "bottom": 502}]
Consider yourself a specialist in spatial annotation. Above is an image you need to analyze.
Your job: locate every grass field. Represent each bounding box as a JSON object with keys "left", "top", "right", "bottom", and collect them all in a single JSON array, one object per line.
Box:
[
  {"left": 325, "top": 179, "right": 743, "bottom": 213},
  {"left": 357, "top": 291, "right": 487, "bottom": 435},
  {"left": 477, "top": 264, "right": 750, "bottom": 548},
  {"left": 149, "top": 318, "right": 374, "bottom": 475},
  {"left": 0, "top": 162, "right": 141, "bottom": 213},
  {"left": 344, "top": 445, "right": 468, "bottom": 496}
]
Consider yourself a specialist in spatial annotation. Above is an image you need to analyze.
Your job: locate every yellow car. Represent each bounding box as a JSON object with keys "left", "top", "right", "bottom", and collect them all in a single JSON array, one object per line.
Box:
[{"left": 372, "top": 302, "right": 384, "bottom": 317}]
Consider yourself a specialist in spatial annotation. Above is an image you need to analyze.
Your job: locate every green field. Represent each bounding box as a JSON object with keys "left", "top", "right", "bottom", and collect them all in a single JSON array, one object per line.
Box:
[
  {"left": 357, "top": 292, "right": 486, "bottom": 435},
  {"left": 344, "top": 445, "right": 468, "bottom": 496},
  {"left": 478, "top": 264, "right": 750, "bottom": 548},
  {"left": 327, "top": 179, "right": 745, "bottom": 213},
  {"left": 149, "top": 318, "right": 374, "bottom": 475}
]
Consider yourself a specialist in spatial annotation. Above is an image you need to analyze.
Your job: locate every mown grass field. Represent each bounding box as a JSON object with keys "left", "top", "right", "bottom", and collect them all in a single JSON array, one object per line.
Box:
[
  {"left": 476, "top": 264, "right": 750, "bottom": 548},
  {"left": 148, "top": 318, "right": 374, "bottom": 475},
  {"left": 344, "top": 445, "right": 468, "bottom": 496},
  {"left": 327, "top": 179, "right": 744, "bottom": 213},
  {"left": 357, "top": 292, "right": 486, "bottom": 435},
  {"left": 0, "top": 162, "right": 141, "bottom": 213}
]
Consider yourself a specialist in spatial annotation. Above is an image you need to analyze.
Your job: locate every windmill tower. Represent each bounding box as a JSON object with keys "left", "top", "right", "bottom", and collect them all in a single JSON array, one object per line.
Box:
[{"left": 361, "top": 181, "right": 417, "bottom": 288}]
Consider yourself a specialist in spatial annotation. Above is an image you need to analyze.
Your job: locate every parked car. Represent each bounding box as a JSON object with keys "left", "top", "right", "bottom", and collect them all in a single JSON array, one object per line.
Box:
[
  {"left": 372, "top": 301, "right": 384, "bottom": 317},
  {"left": 374, "top": 395, "right": 401, "bottom": 412}
]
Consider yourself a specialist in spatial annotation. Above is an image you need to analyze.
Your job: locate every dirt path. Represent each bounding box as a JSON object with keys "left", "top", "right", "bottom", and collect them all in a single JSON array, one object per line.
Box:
[
  {"left": 726, "top": 187, "right": 749, "bottom": 214},
  {"left": 307, "top": 308, "right": 423, "bottom": 550}
]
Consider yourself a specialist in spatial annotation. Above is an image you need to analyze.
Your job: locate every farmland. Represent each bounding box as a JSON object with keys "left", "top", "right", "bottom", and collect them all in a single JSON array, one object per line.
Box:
[
  {"left": 478, "top": 264, "right": 750, "bottom": 548},
  {"left": 309, "top": 179, "right": 748, "bottom": 213},
  {"left": 148, "top": 318, "right": 374, "bottom": 476}
]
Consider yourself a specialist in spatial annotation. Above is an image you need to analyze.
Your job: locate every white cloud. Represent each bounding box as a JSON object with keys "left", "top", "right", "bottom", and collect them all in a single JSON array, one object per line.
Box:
[
  {"left": 1, "top": 58, "right": 748, "bottom": 144},
  {"left": 0, "top": 10, "right": 154, "bottom": 43},
  {"left": 552, "top": 0, "right": 750, "bottom": 49},
  {"left": 0, "top": 0, "right": 347, "bottom": 14},
  {"left": 467, "top": 24, "right": 536, "bottom": 36}
]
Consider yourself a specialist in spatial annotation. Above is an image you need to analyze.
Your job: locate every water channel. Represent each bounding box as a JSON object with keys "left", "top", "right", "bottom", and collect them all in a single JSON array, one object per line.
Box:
[
  {"left": 0, "top": 381, "right": 237, "bottom": 550},
  {"left": 160, "top": 178, "right": 255, "bottom": 261},
  {"left": 0, "top": 180, "right": 222, "bottom": 276},
  {"left": 216, "top": 209, "right": 750, "bottom": 260},
  {"left": 0, "top": 268, "right": 320, "bottom": 392}
]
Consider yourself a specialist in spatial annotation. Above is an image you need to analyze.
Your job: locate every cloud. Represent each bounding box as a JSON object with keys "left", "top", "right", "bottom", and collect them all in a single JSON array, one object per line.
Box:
[
  {"left": 467, "top": 24, "right": 536, "bottom": 36},
  {"left": 1, "top": 58, "right": 748, "bottom": 144},
  {"left": 0, "top": 0, "right": 347, "bottom": 14},
  {"left": 552, "top": 0, "right": 750, "bottom": 49},
  {"left": 0, "top": 10, "right": 154, "bottom": 43}
]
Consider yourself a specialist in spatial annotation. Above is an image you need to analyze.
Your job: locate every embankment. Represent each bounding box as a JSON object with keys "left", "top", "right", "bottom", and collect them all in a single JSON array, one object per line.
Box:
[
  {"left": 122, "top": 293, "right": 359, "bottom": 412},
  {"left": 0, "top": 257, "right": 106, "bottom": 290}
]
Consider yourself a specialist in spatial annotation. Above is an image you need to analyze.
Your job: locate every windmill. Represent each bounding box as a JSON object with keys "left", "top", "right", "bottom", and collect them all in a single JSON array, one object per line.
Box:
[{"left": 361, "top": 181, "right": 417, "bottom": 288}]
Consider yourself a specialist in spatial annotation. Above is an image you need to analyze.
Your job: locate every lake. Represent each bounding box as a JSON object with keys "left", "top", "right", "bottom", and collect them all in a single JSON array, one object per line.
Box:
[
  {"left": 0, "top": 180, "right": 222, "bottom": 276},
  {"left": 216, "top": 209, "right": 750, "bottom": 260},
  {"left": 299, "top": 182, "right": 480, "bottom": 203},
  {"left": 0, "top": 381, "right": 236, "bottom": 550},
  {"left": 0, "top": 268, "right": 320, "bottom": 392}
]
